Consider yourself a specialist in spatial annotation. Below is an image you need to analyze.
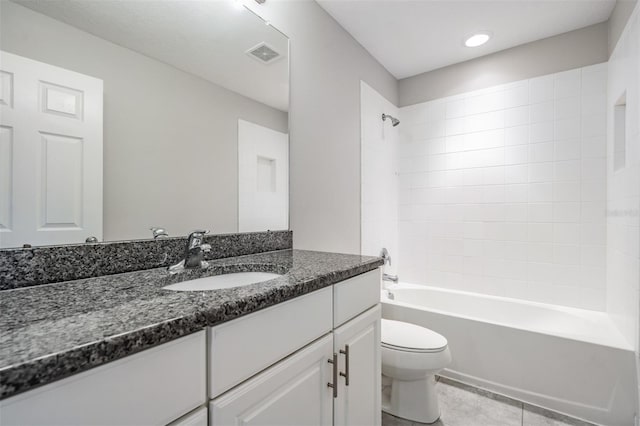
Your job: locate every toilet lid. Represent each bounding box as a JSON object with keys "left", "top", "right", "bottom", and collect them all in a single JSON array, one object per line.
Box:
[{"left": 381, "top": 319, "right": 448, "bottom": 352}]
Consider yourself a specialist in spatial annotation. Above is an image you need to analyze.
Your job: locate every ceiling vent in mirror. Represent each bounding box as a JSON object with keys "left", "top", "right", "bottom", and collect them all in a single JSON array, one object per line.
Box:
[{"left": 246, "top": 42, "right": 281, "bottom": 64}]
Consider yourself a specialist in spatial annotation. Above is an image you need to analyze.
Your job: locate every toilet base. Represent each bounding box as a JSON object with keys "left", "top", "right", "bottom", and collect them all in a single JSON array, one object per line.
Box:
[{"left": 382, "top": 374, "right": 441, "bottom": 424}]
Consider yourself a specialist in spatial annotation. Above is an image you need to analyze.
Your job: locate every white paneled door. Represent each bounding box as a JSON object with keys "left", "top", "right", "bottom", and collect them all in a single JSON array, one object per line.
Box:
[{"left": 0, "top": 51, "right": 103, "bottom": 248}]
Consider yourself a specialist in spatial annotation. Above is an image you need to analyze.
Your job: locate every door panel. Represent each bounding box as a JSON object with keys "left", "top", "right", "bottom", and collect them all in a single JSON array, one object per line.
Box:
[
  {"left": 0, "top": 125, "right": 13, "bottom": 231},
  {"left": 39, "top": 132, "right": 83, "bottom": 229},
  {"left": 0, "top": 70, "right": 13, "bottom": 107},
  {"left": 334, "top": 305, "right": 382, "bottom": 426},
  {"left": 211, "top": 334, "right": 333, "bottom": 426},
  {"left": 40, "top": 81, "right": 84, "bottom": 119}
]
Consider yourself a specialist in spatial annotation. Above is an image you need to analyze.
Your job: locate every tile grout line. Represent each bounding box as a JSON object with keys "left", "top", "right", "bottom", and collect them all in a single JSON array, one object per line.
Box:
[{"left": 438, "top": 376, "right": 597, "bottom": 426}]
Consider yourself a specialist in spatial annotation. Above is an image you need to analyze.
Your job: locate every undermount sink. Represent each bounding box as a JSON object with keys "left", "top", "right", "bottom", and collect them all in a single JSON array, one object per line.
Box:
[{"left": 162, "top": 272, "right": 282, "bottom": 292}]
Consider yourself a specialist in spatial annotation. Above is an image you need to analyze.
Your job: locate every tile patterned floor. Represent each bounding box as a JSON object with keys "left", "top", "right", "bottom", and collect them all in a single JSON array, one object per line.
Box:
[{"left": 382, "top": 377, "right": 596, "bottom": 426}]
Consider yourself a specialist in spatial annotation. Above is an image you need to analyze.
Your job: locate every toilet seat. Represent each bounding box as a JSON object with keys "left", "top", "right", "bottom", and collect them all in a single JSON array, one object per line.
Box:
[{"left": 381, "top": 319, "right": 448, "bottom": 353}]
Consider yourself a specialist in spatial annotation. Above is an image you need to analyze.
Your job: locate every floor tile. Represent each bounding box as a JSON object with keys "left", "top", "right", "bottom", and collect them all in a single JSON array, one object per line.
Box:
[
  {"left": 381, "top": 377, "right": 595, "bottom": 426},
  {"left": 523, "top": 404, "right": 596, "bottom": 426},
  {"left": 382, "top": 412, "right": 417, "bottom": 426},
  {"left": 436, "top": 379, "right": 522, "bottom": 426}
]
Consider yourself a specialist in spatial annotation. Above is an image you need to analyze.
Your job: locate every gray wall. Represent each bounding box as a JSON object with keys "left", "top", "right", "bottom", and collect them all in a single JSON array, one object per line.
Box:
[
  {"left": 245, "top": 1, "right": 398, "bottom": 254},
  {"left": 609, "top": 0, "right": 638, "bottom": 54},
  {"left": 398, "top": 22, "right": 609, "bottom": 107},
  {"left": 1, "top": 1, "right": 288, "bottom": 242}
]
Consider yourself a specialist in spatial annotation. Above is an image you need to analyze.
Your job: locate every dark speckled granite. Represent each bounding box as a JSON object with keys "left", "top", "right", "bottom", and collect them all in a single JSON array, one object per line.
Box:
[
  {"left": 0, "top": 230, "right": 292, "bottom": 290},
  {"left": 0, "top": 249, "right": 383, "bottom": 400}
]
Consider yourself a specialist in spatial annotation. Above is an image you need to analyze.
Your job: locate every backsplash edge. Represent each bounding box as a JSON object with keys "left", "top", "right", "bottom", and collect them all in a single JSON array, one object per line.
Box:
[{"left": 0, "top": 230, "right": 293, "bottom": 290}]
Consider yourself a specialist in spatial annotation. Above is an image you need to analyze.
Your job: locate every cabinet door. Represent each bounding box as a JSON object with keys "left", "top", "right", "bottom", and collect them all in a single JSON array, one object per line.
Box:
[
  {"left": 170, "top": 407, "right": 207, "bottom": 426},
  {"left": 333, "top": 304, "right": 381, "bottom": 426},
  {"left": 210, "top": 334, "right": 334, "bottom": 426}
]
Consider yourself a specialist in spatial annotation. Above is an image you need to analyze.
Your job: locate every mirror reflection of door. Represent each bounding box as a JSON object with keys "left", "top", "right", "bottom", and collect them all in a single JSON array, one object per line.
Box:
[
  {"left": 0, "top": 0, "right": 289, "bottom": 248},
  {"left": 238, "top": 120, "right": 288, "bottom": 233},
  {"left": 0, "top": 51, "right": 103, "bottom": 248}
]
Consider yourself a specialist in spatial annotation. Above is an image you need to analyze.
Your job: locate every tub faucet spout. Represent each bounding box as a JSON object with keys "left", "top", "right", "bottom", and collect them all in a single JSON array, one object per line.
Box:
[{"left": 383, "top": 273, "right": 398, "bottom": 283}]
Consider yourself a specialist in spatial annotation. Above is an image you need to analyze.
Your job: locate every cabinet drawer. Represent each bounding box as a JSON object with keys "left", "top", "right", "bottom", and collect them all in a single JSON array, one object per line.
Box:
[
  {"left": 0, "top": 331, "right": 206, "bottom": 426},
  {"left": 333, "top": 269, "right": 381, "bottom": 327},
  {"left": 209, "top": 287, "right": 332, "bottom": 398}
]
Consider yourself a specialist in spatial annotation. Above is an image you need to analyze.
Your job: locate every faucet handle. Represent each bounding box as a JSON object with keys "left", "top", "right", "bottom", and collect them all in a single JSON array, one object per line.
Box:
[
  {"left": 150, "top": 227, "right": 169, "bottom": 239},
  {"left": 200, "top": 244, "right": 212, "bottom": 253},
  {"left": 380, "top": 248, "right": 391, "bottom": 266},
  {"left": 186, "top": 229, "right": 209, "bottom": 250}
]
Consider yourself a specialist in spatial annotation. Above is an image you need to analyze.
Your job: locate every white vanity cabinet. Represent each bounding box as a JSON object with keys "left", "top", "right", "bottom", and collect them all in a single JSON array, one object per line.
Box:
[
  {"left": 0, "top": 268, "right": 381, "bottom": 426},
  {"left": 209, "top": 269, "right": 382, "bottom": 426}
]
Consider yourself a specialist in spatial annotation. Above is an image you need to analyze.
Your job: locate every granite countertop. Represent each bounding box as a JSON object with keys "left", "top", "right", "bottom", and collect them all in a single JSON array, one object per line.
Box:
[{"left": 0, "top": 249, "right": 383, "bottom": 400}]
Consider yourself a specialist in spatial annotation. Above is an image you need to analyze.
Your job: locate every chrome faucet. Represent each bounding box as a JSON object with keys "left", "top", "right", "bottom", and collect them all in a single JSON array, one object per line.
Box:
[
  {"left": 168, "top": 230, "right": 212, "bottom": 274},
  {"left": 380, "top": 248, "right": 398, "bottom": 283}
]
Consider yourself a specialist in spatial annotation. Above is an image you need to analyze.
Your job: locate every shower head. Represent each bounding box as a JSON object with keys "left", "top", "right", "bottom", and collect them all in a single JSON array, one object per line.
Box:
[{"left": 382, "top": 113, "right": 400, "bottom": 127}]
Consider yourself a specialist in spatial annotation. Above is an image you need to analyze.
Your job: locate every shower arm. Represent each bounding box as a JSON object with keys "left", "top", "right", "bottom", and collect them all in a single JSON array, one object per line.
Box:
[{"left": 382, "top": 113, "right": 400, "bottom": 127}]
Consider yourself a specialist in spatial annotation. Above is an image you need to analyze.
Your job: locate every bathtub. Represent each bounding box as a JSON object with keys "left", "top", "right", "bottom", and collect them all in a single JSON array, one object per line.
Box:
[{"left": 382, "top": 283, "right": 637, "bottom": 426}]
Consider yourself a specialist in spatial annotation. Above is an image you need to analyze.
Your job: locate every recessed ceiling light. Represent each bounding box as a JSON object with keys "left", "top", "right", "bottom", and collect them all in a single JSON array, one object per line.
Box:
[{"left": 464, "top": 32, "right": 491, "bottom": 48}]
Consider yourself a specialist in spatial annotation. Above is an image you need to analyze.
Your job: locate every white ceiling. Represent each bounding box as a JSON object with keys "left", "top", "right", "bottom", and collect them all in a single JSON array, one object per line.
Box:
[
  {"left": 316, "top": 0, "right": 616, "bottom": 79},
  {"left": 13, "top": 0, "right": 289, "bottom": 111}
]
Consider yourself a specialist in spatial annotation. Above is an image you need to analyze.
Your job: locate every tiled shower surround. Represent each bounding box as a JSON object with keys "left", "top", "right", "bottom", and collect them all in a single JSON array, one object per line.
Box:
[
  {"left": 398, "top": 63, "right": 608, "bottom": 310},
  {"left": 606, "top": 10, "right": 640, "bottom": 355}
]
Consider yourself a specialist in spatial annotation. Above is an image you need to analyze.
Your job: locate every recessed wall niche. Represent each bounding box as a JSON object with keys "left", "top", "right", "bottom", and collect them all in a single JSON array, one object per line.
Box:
[{"left": 257, "top": 156, "right": 276, "bottom": 193}]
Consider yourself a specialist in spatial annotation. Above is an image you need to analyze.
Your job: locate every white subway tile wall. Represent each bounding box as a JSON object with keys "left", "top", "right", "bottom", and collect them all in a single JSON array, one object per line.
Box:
[
  {"left": 606, "top": 8, "right": 640, "bottom": 352},
  {"left": 361, "top": 81, "right": 399, "bottom": 275},
  {"left": 398, "top": 64, "right": 608, "bottom": 310}
]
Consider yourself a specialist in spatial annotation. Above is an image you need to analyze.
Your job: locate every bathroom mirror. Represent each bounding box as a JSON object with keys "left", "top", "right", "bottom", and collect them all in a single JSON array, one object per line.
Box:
[{"left": 0, "top": 0, "right": 289, "bottom": 249}]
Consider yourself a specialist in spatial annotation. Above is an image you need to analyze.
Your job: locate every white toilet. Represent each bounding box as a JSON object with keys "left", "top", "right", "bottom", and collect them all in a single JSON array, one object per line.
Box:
[{"left": 381, "top": 319, "right": 452, "bottom": 424}]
